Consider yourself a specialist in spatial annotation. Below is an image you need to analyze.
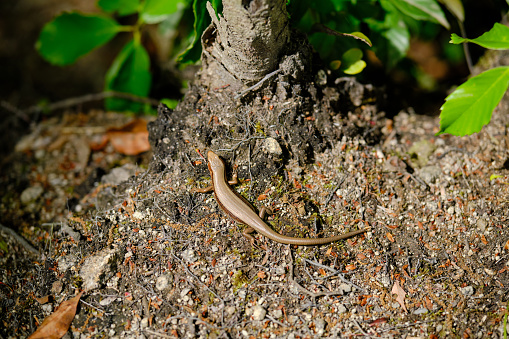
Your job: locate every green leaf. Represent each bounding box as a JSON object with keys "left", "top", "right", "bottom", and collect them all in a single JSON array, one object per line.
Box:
[
  {"left": 366, "top": 3, "right": 409, "bottom": 68},
  {"left": 161, "top": 98, "right": 179, "bottom": 109},
  {"left": 388, "top": 0, "right": 450, "bottom": 29},
  {"left": 440, "top": 0, "right": 464, "bottom": 22},
  {"left": 344, "top": 60, "right": 366, "bottom": 74},
  {"left": 105, "top": 40, "right": 152, "bottom": 112},
  {"left": 97, "top": 0, "right": 140, "bottom": 16},
  {"left": 490, "top": 174, "right": 503, "bottom": 181},
  {"left": 341, "top": 48, "right": 366, "bottom": 74},
  {"left": 178, "top": 0, "right": 222, "bottom": 64},
  {"left": 450, "top": 23, "right": 509, "bottom": 50},
  {"left": 437, "top": 66, "right": 509, "bottom": 136},
  {"left": 346, "top": 32, "right": 372, "bottom": 47},
  {"left": 312, "top": 24, "right": 372, "bottom": 47},
  {"left": 140, "top": 0, "right": 186, "bottom": 24},
  {"left": 36, "top": 12, "right": 122, "bottom": 66}
]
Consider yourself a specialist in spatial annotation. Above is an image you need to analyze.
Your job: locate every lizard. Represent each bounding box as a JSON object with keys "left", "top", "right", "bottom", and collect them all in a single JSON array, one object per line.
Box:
[{"left": 193, "top": 150, "right": 368, "bottom": 246}]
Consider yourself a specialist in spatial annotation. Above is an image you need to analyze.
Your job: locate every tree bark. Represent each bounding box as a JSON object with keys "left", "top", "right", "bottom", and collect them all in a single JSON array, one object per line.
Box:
[{"left": 199, "top": 0, "right": 290, "bottom": 91}]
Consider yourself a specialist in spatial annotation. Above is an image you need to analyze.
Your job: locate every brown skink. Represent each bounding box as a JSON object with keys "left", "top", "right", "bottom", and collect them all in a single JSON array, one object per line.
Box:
[{"left": 194, "top": 151, "right": 367, "bottom": 246}]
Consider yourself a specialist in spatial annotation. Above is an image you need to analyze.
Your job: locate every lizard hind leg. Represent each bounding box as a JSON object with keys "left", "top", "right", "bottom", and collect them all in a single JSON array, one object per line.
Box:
[
  {"left": 242, "top": 226, "right": 267, "bottom": 250},
  {"left": 259, "top": 206, "right": 273, "bottom": 219}
]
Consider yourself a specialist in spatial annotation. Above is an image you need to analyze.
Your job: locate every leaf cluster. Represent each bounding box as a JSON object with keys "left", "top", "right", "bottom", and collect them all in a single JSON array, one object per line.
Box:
[
  {"left": 438, "top": 23, "right": 509, "bottom": 136},
  {"left": 287, "top": 0, "right": 451, "bottom": 74},
  {"left": 36, "top": 0, "right": 221, "bottom": 113}
]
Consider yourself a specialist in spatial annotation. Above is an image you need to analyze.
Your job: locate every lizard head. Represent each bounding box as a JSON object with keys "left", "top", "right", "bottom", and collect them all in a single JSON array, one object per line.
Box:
[{"left": 207, "top": 151, "right": 225, "bottom": 172}]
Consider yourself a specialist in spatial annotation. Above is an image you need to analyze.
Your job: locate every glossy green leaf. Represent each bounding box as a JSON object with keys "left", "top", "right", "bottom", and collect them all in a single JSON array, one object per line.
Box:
[
  {"left": 346, "top": 32, "right": 372, "bottom": 47},
  {"left": 450, "top": 23, "right": 509, "bottom": 50},
  {"left": 388, "top": 0, "right": 450, "bottom": 29},
  {"left": 36, "top": 12, "right": 122, "bottom": 66},
  {"left": 140, "top": 0, "right": 186, "bottom": 24},
  {"left": 344, "top": 60, "right": 366, "bottom": 74},
  {"left": 105, "top": 40, "right": 152, "bottom": 112},
  {"left": 437, "top": 66, "right": 509, "bottom": 136},
  {"left": 342, "top": 48, "right": 366, "bottom": 74},
  {"left": 97, "top": 0, "right": 140, "bottom": 16},
  {"left": 178, "top": 0, "right": 222, "bottom": 64}
]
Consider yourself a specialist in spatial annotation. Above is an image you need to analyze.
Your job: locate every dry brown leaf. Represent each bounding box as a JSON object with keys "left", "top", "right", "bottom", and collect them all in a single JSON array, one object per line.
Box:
[
  {"left": 369, "top": 317, "right": 389, "bottom": 327},
  {"left": 424, "top": 295, "right": 433, "bottom": 310},
  {"left": 325, "top": 247, "right": 333, "bottom": 257},
  {"left": 345, "top": 264, "right": 356, "bottom": 271},
  {"left": 480, "top": 235, "right": 488, "bottom": 245},
  {"left": 391, "top": 280, "right": 408, "bottom": 313},
  {"left": 29, "top": 291, "right": 84, "bottom": 339},
  {"left": 417, "top": 221, "right": 425, "bottom": 230},
  {"left": 106, "top": 119, "right": 150, "bottom": 155},
  {"left": 34, "top": 295, "right": 52, "bottom": 304},
  {"left": 386, "top": 232, "right": 395, "bottom": 242}
]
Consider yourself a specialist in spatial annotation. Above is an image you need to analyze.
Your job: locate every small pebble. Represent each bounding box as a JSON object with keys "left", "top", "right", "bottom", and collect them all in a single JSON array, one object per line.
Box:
[{"left": 251, "top": 305, "right": 266, "bottom": 321}]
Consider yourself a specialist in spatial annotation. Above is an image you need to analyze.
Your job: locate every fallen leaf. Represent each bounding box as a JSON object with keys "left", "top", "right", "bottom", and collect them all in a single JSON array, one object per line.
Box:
[
  {"left": 257, "top": 271, "right": 267, "bottom": 279},
  {"left": 106, "top": 119, "right": 150, "bottom": 155},
  {"left": 34, "top": 295, "right": 52, "bottom": 304},
  {"left": 480, "top": 235, "right": 488, "bottom": 245},
  {"left": 357, "top": 253, "right": 367, "bottom": 260},
  {"left": 369, "top": 317, "right": 389, "bottom": 327},
  {"left": 417, "top": 221, "right": 425, "bottom": 230},
  {"left": 424, "top": 296, "right": 433, "bottom": 310},
  {"left": 391, "top": 280, "right": 408, "bottom": 313},
  {"left": 386, "top": 232, "right": 395, "bottom": 242},
  {"left": 345, "top": 264, "right": 356, "bottom": 271},
  {"left": 29, "top": 291, "right": 84, "bottom": 339}
]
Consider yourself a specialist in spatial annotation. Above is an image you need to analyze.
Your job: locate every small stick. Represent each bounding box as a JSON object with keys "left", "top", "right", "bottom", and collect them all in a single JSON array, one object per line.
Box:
[{"left": 0, "top": 223, "right": 39, "bottom": 256}]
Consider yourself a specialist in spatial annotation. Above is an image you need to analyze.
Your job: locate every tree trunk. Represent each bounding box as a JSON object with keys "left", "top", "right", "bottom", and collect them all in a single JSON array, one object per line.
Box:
[
  {"left": 199, "top": 0, "right": 291, "bottom": 91},
  {"left": 148, "top": 0, "right": 379, "bottom": 189}
]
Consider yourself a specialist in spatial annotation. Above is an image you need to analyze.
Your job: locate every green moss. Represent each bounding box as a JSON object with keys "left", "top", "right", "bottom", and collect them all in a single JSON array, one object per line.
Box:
[
  {"left": 71, "top": 275, "right": 83, "bottom": 288},
  {"left": 232, "top": 270, "right": 249, "bottom": 290}
]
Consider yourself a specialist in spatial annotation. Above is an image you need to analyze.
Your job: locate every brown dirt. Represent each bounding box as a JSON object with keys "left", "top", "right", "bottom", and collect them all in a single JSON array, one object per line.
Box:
[{"left": 1, "top": 57, "right": 509, "bottom": 339}]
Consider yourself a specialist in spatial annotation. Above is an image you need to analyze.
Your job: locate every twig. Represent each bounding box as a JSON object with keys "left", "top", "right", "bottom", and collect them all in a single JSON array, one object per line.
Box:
[
  {"left": 0, "top": 223, "right": 39, "bottom": 256},
  {"left": 303, "top": 259, "right": 366, "bottom": 292},
  {"left": 143, "top": 329, "right": 174, "bottom": 338},
  {"left": 6, "top": 91, "right": 161, "bottom": 118},
  {"left": 287, "top": 246, "right": 344, "bottom": 298},
  {"left": 171, "top": 253, "right": 218, "bottom": 299},
  {"left": 353, "top": 319, "right": 373, "bottom": 337},
  {"left": 234, "top": 69, "right": 283, "bottom": 99},
  {"left": 0, "top": 101, "right": 30, "bottom": 123},
  {"left": 323, "top": 177, "right": 345, "bottom": 209},
  {"left": 266, "top": 315, "right": 286, "bottom": 327},
  {"left": 80, "top": 299, "right": 110, "bottom": 315},
  {"left": 458, "top": 21, "right": 473, "bottom": 74}
]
